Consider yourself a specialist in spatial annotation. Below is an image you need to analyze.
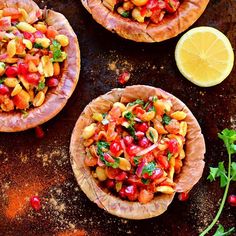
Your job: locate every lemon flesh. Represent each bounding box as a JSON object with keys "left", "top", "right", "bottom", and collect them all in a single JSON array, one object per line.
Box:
[{"left": 175, "top": 27, "right": 234, "bottom": 87}]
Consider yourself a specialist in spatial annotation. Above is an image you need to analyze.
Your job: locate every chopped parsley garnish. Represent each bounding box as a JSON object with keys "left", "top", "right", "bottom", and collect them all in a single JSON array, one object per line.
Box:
[
  {"left": 152, "top": 96, "right": 158, "bottom": 102},
  {"left": 162, "top": 114, "right": 171, "bottom": 125},
  {"left": 148, "top": 106, "right": 156, "bottom": 112},
  {"left": 101, "top": 156, "right": 120, "bottom": 168},
  {"left": 149, "top": 131, "right": 155, "bottom": 142},
  {"left": 34, "top": 43, "right": 43, "bottom": 49},
  {"left": 37, "top": 81, "right": 45, "bottom": 91},
  {"left": 21, "top": 110, "right": 29, "bottom": 118},
  {"left": 124, "top": 111, "right": 134, "bottom": 121},
  {"left": 121, "top": 11, "right": 129, "bottom": 18},
  {"left": 167, "top": 152, "right": 172, "bottom": 161},
  {"left": 97, "top": 141, "right": 110, "bottom": 157},
  {"left": 133, "top": 156, "right": 142, "bottom": 165},
  {"left": 0, "top": 77, "right": 5, "bottom": 84},
  {"left": 97, "top": 141, "right": 119, "bottom": 168},
  {"left": 127, "top": 99, "right": 144, "bottom": 107},
  {"left": 126, "top": 125, "right": 137, "bottom": 140},
  {"left": 141, "top": 178, "right": 150, "bottom": 185},
  {"left": 142, "top": 162, "right": 156, "bottom": 176},
  {"left": 143, "top": 101, "right": 150, "bottom": 110},
  {"left": 51, "top": 40, "right": 67, "bottom": 62},
  {"left": 102, "top": 113, "right": 107, "bottom": 119}
]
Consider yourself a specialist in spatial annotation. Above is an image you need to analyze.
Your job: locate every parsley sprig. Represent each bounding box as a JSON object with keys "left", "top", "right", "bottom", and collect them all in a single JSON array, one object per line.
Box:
[{"left": 200, "top": 129, "right": 236, "bottom": 236}]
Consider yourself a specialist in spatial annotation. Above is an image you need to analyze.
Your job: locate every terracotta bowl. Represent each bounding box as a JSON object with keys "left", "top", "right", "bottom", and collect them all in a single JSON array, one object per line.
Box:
[
  {"left": 0, "top": 0, "right": 80, "bottom": 132},
  {"left": 70, "top": 85, "right": 205, "bottom": 219}
]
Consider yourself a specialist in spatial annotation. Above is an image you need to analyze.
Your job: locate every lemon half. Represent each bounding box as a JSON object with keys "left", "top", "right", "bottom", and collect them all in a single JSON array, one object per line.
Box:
[{"left": 175, "top": 27, "right": 234, "bottom": 87}]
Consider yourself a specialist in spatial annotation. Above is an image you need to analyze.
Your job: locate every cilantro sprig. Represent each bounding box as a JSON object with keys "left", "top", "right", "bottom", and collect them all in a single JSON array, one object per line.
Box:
[
  {"left": 96, "top": 141, "right": 119, "bottom": 168},
  {"left": 200, "top": 129, "right": 236, "bottom": 236}
]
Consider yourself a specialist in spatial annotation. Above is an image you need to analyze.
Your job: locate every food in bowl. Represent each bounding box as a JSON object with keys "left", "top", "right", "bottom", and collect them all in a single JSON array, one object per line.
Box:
[
  {"left": 81, "top": 0, "right": 209, "bottom": 42},
  {"left": 70, "top": 85, "right": 205, "bottom": 219},
  {"left": 0, "top": 0, "right": 80, "bottom": 132}
]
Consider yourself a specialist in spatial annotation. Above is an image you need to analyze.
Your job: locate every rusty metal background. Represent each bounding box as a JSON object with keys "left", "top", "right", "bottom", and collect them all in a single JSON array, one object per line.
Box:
[{"left": 0, "top": 0, "right": 236, "bottom": 235}]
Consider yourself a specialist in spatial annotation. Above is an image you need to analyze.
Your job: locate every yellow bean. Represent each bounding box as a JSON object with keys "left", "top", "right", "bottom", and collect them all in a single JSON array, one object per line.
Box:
[
  {"left": 92, "top": 112, "right": 103, "bottom": 122},
  {"left": 123, "top": 1, "right": 134, "bottom": 10},
  {"left": 18, "top": 8, "right": 28, "bottom": 21},
  {"left": 4, "top": 78, "right": 19, "bottom": 87},
  {"left": 113, "top": 102, "right": 126, "bottom": 112},
  {"left": 16, "top": 22, "right": 36, "bottom": 33},
  {"left": 131, "top": 0, "right": 148, "bottom": 6},
  {"left": 0, "top": 62, "right": 6, "bottom": 76},
  {"left": 156, "top": 186, "right": 174, "bottom": 194},
  {"left": 23, "top": 39, "right": 32, "bottom": 50},
  {"left": 41, "top": 56, "right": 54, "bottom": 77},
  {"left": 53, "top": 62, "right": 60, "bottom": 76},
  {"left": 33, "top": 91, "right": 45, "bottom": 107},
  {"left": 55, "top": 34, "right": 69, "bottom": 47},
  {"left": 82, "top": 123, "right": 97, "bottom": 139},
  {"left": 131, "top": 8, "right": 145, "bottom": 23},
  {"left": 179, "top": 149, "right": 185, "bottom": 159},
  {"left": 171, "top": 111, "right": 187, "bottom": 121},
  {"left": 141, "top": 110, "right": 155, "bottom": 121},
  {"left": 35, "top": 38, "right": 51, "bottom": 48},
  {"left": 146, "top": 127, "right": 158, "bottom": 143},
  {"left": 11, "top": 84, "right": 22, "bottom": 96},
  {"left": 96, "top": 167, "right": 107, "bottom": 181},
  {"left": 179, "top": 121, "right": 187, "bottom": 136},
  {"left": 118, "top": 157, "right": 131, "bottom": 171},
  {"left": 7, "top": 39, "right": 16, "bottom": 57},
  {"left": 34, "top": 22, "right": 47, "bottom": 33}
]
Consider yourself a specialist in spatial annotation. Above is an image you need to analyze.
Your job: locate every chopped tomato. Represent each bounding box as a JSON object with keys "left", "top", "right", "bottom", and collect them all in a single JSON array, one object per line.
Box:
[
  {"left": 133, "top": 106, "right": 145, "bottom": 116},
  {"left": 25, "top": 54, "right": 40, "bottom": 65},
  {"left": 109, "top": 106, "right": 121, "bottom": 119},
  {"left": 138, "top": 189, "right": 154, "bottom": 203},
  {"left": 105, "top": 167, "right": 121, "bottom": 179},
  {"left": 110, "top": 141, "right": 122, "bottom": 156},
  {"left": 107, "top": 122, "right": 118, "bottom": 142},
  {"left": 155, "top": 155, "right": 169, "bottom": 170},
  {"left": 23, "top": 32, "right": 35, "bottom": 42},
  {"left": 3, "top": 8, "right": 21, "bottom": 20},
  {"left": 150, "top": 9, "right": 163, "bottom": 24},
  {"left": 165, "top": 0, "right": 180, "bottom": 13},
  {"left": 168, "top": 139, "right": 179, "bottom": 154},
  {"left": 84, "top": 155, "right": 97, "bottom": 166},
  {"left": 126, "top": 144, "right": 141, "bottom": 156},
  {"left": 140, "top": 7, "right": 147, "bottom": 16},
  {"left": 0, "top": 17, "right": 11, "bottom": 31},
  {"left": 118, "top": 72, "right": 130, "bottom": 85},
  {"left": 46, "top": 26, "right": 58, "bottom": 39},
  {"left": 25, "top": 73, "right": 40, "bottom": 86}
]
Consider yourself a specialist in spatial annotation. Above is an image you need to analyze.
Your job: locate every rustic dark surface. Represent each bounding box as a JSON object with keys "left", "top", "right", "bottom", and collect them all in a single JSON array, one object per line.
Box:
[{"left": 1, "top": 0, "right": 236, "bottom": 235}]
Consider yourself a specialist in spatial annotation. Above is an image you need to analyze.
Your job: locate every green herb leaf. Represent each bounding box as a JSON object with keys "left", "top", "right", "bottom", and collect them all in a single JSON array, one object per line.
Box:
[
  {"left": 34, "top": 43, "right": 43, "bottom": 49},
  {"left": 0, "top": 77, "right": 5, "bottom": 84},
  {"left": 127, "top": 99, "right": 144, "bottom": 107},
  {"left": 213, "top": 224, "right": 235, "bottom": 236},
  {"left": 121, "top": 11, "right": 129, "bottom": 18},
  {"left": 162, "top": 114, "right": 171, "bottom": 125},
  {"left": 152, "top": 96, "right": 158, "bottom": 102},
  {"left": 37, "top": 81, "right": 45, "bottom": 91},
  {"left": 133, "top": 156, "right": 142, "bottom": 165},
  {"left": 167, "top": 152, "right": 172, "bottom": 161},
  {"left": 142, "top": 162, "right": 156, "bottom": 176},
  {"left": 105, "top": 158, "right": 120, "bottom": 168},
  {"left": 200, "top": 129, "right": 236, "bottom": 236},
  {"left": 97, "top": 141, "right": 110, "bottom": 157},
  {"left": 126, "top": 125, "right": 137, "bottom": 140},
  {"left": 102, "top": 113, "right": 107, "bottom": 119},
  {"left": 124, "top": 111, "right": 134, "bottom": 121},
  {"left": 51, "top": 40, "right": 67, "bottom": 62},
  {"left": 141, "top": 178, "right": 150, "bottom": 185},
  {"left": 207, "top": 167, "right": 219, "bottom": 182},
  {"left": 218, "top": 129, "right": 236, "bottom": 154},
  {"left": 21, "top": 110, "right": 29, "bottom": 118},
  {"left": 148, "top": 106, "right": 156, "bottom": 112},
  {"left": 143, "top": 101, "right": 150, "bottom": 110},
  {"left": 149, "top": 131, "right": 155, "bottom": 142},
  {"left": 230, "top": 162, "right": 236, "bottom": 181}
]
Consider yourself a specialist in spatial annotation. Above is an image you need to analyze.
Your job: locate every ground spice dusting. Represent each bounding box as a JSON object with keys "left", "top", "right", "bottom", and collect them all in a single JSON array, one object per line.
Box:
[{"left": 5, "top": 181, "right": 43, "bottom": 219}]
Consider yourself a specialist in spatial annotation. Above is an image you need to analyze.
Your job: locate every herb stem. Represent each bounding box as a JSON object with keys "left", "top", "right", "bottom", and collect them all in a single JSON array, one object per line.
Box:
[{"left": 199, "top": 152, "right": 232, "bottom": 236}]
